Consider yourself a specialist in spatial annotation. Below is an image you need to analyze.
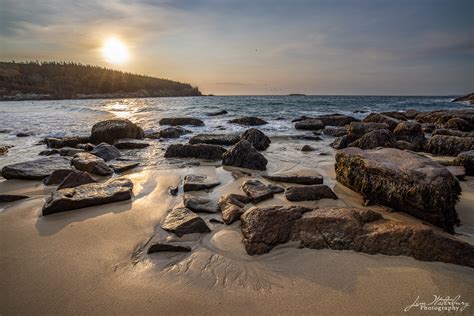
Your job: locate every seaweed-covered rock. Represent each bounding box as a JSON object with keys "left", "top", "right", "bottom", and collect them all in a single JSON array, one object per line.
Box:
[
  {"left": 222, "top": 140, "right": 268, "bottom": 170},
  {"left": 183, "top": 175, "right": 220, "bottom": 192},
  {"left": 146, "top": 126, "right": 191, "bottom": 139},
  {"left": 294, "top": 119, "right": 324, "bottom": 131},
  {"left": 189, "top": 134, "right": 240, "bottom": 146},
  {"left": 415, "top": 110, "right": 474, "bottom": 129},
  {"left": 335, "top": 147, "right": 461, "bottom": 233},
  {"left": 241, "top": 128, "right": 271, "bottom": 151},
  {"left": 183, "top": 194, "right": 218, "bottom": 213},
  {"left": 114, "top": 139, "right": 150, "bottom": 149},
  {"left": 165, "top": 144, "right": 226, "bottom": 160},
  {"left": 159, "top": 117, "right": 204, "bottom": 126},
  {"left": 331, "top": 135, "right": 352, "bottom": 149},
  {"left": 90, "top": 119, "right": 144, "bottom": 144},
  {"left": 348, "top": 129, "right": 395, "bottom": 149},
  {"left": 446, "top": 117, "right": 472, "bottom": 132},
  {"left": 454, "top": 150, "right": 474, "bottom": 176},
  {"left": 426, "top": 135, "right": 474, "bottom": 156},
  {"left": 263, "top": 172, "right": 323, "bottom": 185},
  {"left": 42, "top": 178, "right": 133, "bottom": 215},
  {"left": 432, "top": 129, "right": 474, "bottom": 138},
  {"left": 71, "top": 152, "right": 113, "bottom": 176},
  {"left": 218, "top": 194, "right": 251, "bottom": 224},
  {"left": 57, "top": 171, "right": 97, "bottom": 190},
  {"left": 393, "top": 121, "right": 426, "bottom": 151},
  {"left": 285, "top": 185, "right": 337, "bottom": 201},
  {"left": 161, "top": 207, "right": 210, "bottom": 236},
  {"left": 90, "top": 143, "right": 121, "bottom": 161},
  {"left": 1, "top": 157, "right": 71, "bottom": 180},
  {"left": 363, "top": 113, "right": 399, "bottom": 131},
  {"left": 322, "top": 126, "right": 347, "bottom": 137},
  {"left": 228, "top": 116, "right": 267, "bottom": 126},
  {"left": 316, "top": 114, "right": 359, "bottom": 126}
]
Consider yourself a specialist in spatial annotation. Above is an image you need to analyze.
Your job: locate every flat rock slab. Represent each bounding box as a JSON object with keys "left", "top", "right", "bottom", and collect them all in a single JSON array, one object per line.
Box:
[
  {"left": 42, "top": 178, "right": 133, "bottom": 215},
  {"left": 57, "top": 171, "right": 97, "bottom": 190},
  {"left": 1, "top": 157, "right": 71, "bottom": 180},
  {"left": 161, "top": 207, "right": 210, "bottom": 237},
  {"left": 0, "top": 194, "right": 29, "bottom": 203},
  {"left": 159, "top": 117, "right": 204, "bottom": 126},
  {"left": 183, "top": 194, "right": 219, "bottom": 213},
  {"left": 165, "top": 144, "right": 226, "bottom": 160},
  {"left": 294, "top": 119, "right": 324, "bottom": 131},
  {"left": 335, "top": 147, "right": 461, "bottom": 233},
  {"left": 114, "top": 139, "right": 150, "bottom": 149},
  {"left": 228, "top": 117, "right": 268, "bottom": 126},
  {"left": 43, "top": 169, "right": 75, "bottom": 185},
  {"left": 72, "top": 153, "right": 113, "bottom": 176},
  {"left": 285, "top": 185, "right": 337, "bottom": 201},
  {"left": 147, "top": 243, "right": 191, "bottom": 254},
  {"left": 90, "top": 143, "right": 121, "bottom": 161},
  {"left": 241, "top": 179, "right": 281, "bottom": 203},
  {"left": 183, "top": 175, "right": 220, "bottom": 192},
  {"left": 109, "top": 161, "right": 140, "bottom": 173},
  {"left": 189, "top": 134, "right": 240, "bottom": 146},
  {"left": 263, "top": 172, "right": 323, "bottom": 185}
]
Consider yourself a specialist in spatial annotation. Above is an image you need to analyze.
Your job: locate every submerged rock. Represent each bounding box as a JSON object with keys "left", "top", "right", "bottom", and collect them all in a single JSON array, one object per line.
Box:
[
  {"left": 222, "top": 140, "right": 268, "bottom": 170},
  {"left": 183, "top": 175, "right": 220, "bottom": 192},
  {"left": 161, "top": 207, "right": 210, "bottom": 237},
  {"left": 147, "top": 243, "right": 191, "bottom": 254},
  {"left": 57, "top": 171, "right": 97, "bottom": 190},
  {"left": 228, "top": 116, "right": 268, "bottom": 126},
  {"left": 218, "top": 194, "right": 251, "bottom": 224},
  {"left": 294, "top": 119, "right": 324, "bottom": 131},
  {"left": 114, "top": 139, "right": 150, "bottom": 149},
  {"left": 0, "top": 194, "right": 29, "bottom": 203},
  {"left": 165, "top": 144, "right": 226, "bottom": 160},
  {"left": 183, "top": 194, "right": 218, "bottom": 213},
  {"left": 71, "top": 152, "right": 113, "bottom": 176},
  {"left": 90, "top": 143, "right": 121, "bottom": 161},
  {"left": 146, "top": 126, "right": 192, "bottom": 139},
  {"left": 109, "top": 161, "right": 140, "bottom": 173},
  {"left": 335, "top": 147, "right": 461, "bottom": 233},
  {"left": 90, "top": 119, "right": 144, "bottom": 144},
  {"left": 159, "top": 117, "right": 204, "bottom": 126},
  {"left": 427, "top": 135, "right": 474, "bottom": 156},
  {"left": 285, "top": 185, "right": 337, "bottom": 201},
  {"left": 240, "top": 128, "right": 271, "bottom": 151},
  {"left": 263, "top": 172, "right": 323, "bottom": 185},
  {"left": 301, "top": 145, "right": 315, "bottom": 152},
  {"left": 189, "top": 134, "right": 240, "bottom": 146},
  {"left": 206, "top": 110, "right": 228, "bottom": 116},
  {"left": 42, "top": 178, "right": 133, "bottom": 215},
  {"left": 1, "top": 157, "right": 71, "bottom": 180}
]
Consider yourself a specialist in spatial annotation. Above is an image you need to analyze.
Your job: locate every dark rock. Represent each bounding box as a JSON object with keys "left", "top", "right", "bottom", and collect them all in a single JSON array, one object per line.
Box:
[
  {"left": 0, "top": 145, "right": 12, "bottom": 155},
  {"left": 183, "top": 175, "right": 220, "bottom": 192},
  {"left": 446, "top": 166, "right": 465, "bottom": 181},
  {"left": 222, "top": 140, "right": 268, "bottom": 170},
  {"left": 90, "top": 143, "right": 121, "bottom": 161},
  {"left": 422, "top": 123, "right": 436, "bottom": 133},
  {"left": 316, "top": 114, "right": 359, "bottom": 126},
  {"left": 161, "top": 207, "right": 210, "bottom": 236},
  {"left": 147, "top": 243, "right": 191, "bottom": 254},
  {"left": 322, "top": 126, "right": 347, "bottom": 137},
  {"left": 168, "top": 186, "right": 179, "bottom": 196},
  {"left": 57, "top": 171, "right": 97, "bottom": 190},
  {"left": 228, "top": 116, "right": 267, "bottom": 126},
  {"left": 1, "top": 157, "right": 71, "bottom": 180},
  {"left": 380, "top": 111, "right": 407, "bottom": 121},
  {"left": 346, "top": 122, "right": 389, "bottom": 138},
  {"left": 335, "top": 147, "right": 461, "bottom": 233},
  {"left": 0, "top": 194, "right": 29, "bottom": 202},
  {"left": 454, "top": 150, "right": 474, "bottom": 176},
  {"left": 446, "top": 117, "right": 472, "bottom": 132},
  {"left": 404, "top": 109, "right": 420, "bottom": 120},
  {"left": 301, "top": 145, "right": 315, "bottom": 152},
  {"left": 109, "top": 161, "right": 140, "bottom": 173},
  {"left": 285, "top": 185, "right": 337, "bottom": 201},
  {"left": 348, "top": 129, "right": 396, "bottom": 149},
  {"left": 159, "top": 117, "right": 204, "bottom": 126},
  {"left": 294, "top": 119, "right": 324, "bottom": 131},
  {"left": 146, "top": 126, "right": 191, "bottom": 139},
  {"left": 16, "top": 132, "right": 30, "bottom": 137},
  {"left": 241, "top": 179, "right": 275, "bottom": 203},
  {"left": 209, "top": 218, "right": 224, "bottom": 224},
  {"left": 114, "top": 139, "right": 150, "bottom": 149},
  {"left": 71, "top": 152, "right": 113, "bottom": 176},
  {"left": 426, "top": 135, "right": 474, "bottom": 156},
  {"left": 452, "top": 93, "right": 474, "bottom": 104},
  {"left": 263, "top": 172, "right": 323, "bottom": 185},
  {"left": 165, "top": 144, "right": 226, "bottom": 160},
  {"left": 42, "top": 178, "right": 133, "bottom": 215},
  {"left": 59, "top": 147, "right": 84, "bottom": 157},
  {"left": 331, "top": 135, "right": 352, "bottom": 149},
  {"left": 45, "top": 136, "right": 90, "bottom": 149},
  {"left": 432, "top": 129, "right": 474, "bottom": 138},
  {"left": 415, "top": 110, "right": 474, "bottom": 130},
  {"left": 292, "top": 135, "right": 322, "bottom": 141},
  {"left": 90, "top": 119, "right": 144, "bottom": 144},
  {"left": 291, "top": 115, "right": 312, "bottom": 123},
  {"left": 363, "top": 113, "right": 399, "bottom": 131},
  {"left": 189, "top": 134, "right": 240, "bottom": 146},
  {"left": 206, "top": 110, "right": 228, "bottom": 116},
  {"left": 183, "top": 194, "right": 218, "bottom": 213},
  {"left": 76, "top": 143, "right": 95, "bottom": 151},
  {"left": 241, "top": 128, "right": 271, "bottom": 151},
  {"left": 218, "top": 194, "right": 251, "bottom": 224},
  {"left": 43, "top": 169, "right": 75, "bottom": 185},
  {"left": 393, "top": 121, "right": 426, "bottom": 151}
]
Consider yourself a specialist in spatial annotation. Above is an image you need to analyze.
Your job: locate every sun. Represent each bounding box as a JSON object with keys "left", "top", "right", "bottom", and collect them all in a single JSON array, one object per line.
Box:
[{"left": 101, "top": 37, "right": 129, "bottom": 64}]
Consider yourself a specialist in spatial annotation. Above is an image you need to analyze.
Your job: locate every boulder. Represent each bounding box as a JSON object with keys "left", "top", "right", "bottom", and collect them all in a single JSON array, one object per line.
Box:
[
  {"left": 422, "top": 123, "right": 436, "bottom": 133},
  {"left": 331, "top": 135, "right": 352, "bottom": 149},
  {"left": 161, "top": 207, "right": 210, "bottom": 237},
  {"left": 43, "top": 169, "right": 75, "bottom": 185},
  {"left": 206, "top": 110, "right": 228, "bottom": 116},
  {"left": 146, "top": 126, "right": 191, "bottom": 139},
  {"left": 426, "top": 135, "right": 474, "bottom": 156},
  {"left": 348, "top": 129, "right": 396, "bottom": 149},
  {"left": 263, "top": 172, "right": 323, "bottom": 185},
  {"left": 241, "top": 179, "right": 278, "bottom": 203},
  {"left": 0, "top": 194, "right": 29, "bottom": 203},
  {"left": 57, "top": 171, "right": 97, "bottom": 190},
  {"left": 301, "top": 145, "right": 315, "bottom": 152},
  {"left": 45, "top": 136, "right": 90, "bottom": 149},
  {"left": 147, "top": 243, "right": 191, "bottom": 254},
  {"left": 218, "top": 194, "right": 251, "bottom": 224},
  {"left": 240, "top": 128, "right": 271, "bottom": 151},
  {"left": 109, "top": 161, "right": 140, "bottom": 173},
  {"left": 228, "top": 116, "right": 267, "bottom": 126},
  {"left": 183, "top": 194, "right": 218, "bottom": 213},
  {"left": 446, "top": 117, "right": 472, "bottom": 132},
  {"left": 454, "top": 150, "right": 474, "bottom": 176},
  {"left": 1, "top": 157, "right": 71, "bottom": 180},
  {"left": 415, "top": 110, "right": 474, "bottom": 129},
  {"left": 90, "top": 143, "right": 121, "bottom": 161},
  {"left": 363, "top": 113, "right": 399, "bottom": 131},
  {"left": 316, "top": 114, "right": 359, "bottom": 126},
  {"left": 39, "top": 149, "right": 59, "bottom": 156},
  {"left": 0, "top": 145, "right": 12, "bottom": 156},
  {"left": 432, "top": 129, "right": 474, "bottom": 138},
  {"left": 59, "top": 147, "right": 84, "bottom": 157},
  {"left": 114, "top": 139, "right": 150, "bottom": 149},
  {"left": 183, "top": 175, "right": 220, "bottom": 192},
  {"left": 294, "top": 119, "right": 324, "bottom": 131},
  {"left": 189, "top": 134, "right": 240, "bottom": 146},
  {"left": 164, "top": 144, "right": 226, "bottom": 160},
  {"left": 393, "top": 121, "right": 426, "bottom": 151},
  {"left": 159, "top": 117, "right": 204, "bottom": 126},
  {"left": 335, "top": 147, "right": 461, "bottom": 232},
  {"left": 380, "top": 111, "right": 407, "bottom": 121},
  {"left": 322, "top": 126, "right": 347, "bottom": 137},
  {"left": 291, "top": 115, "right": 312, "bottom": 123},
  {"left": 404, "top": 109, "right": 420, "bottom": 120},
  {"left": 42, "top": 178, "right": 133, "bottom": 215},
  {"left": 222, "top": 140, "right": 268, "bottom": 170},
  {"left": 90, "top": 119, "right": 144, "bottom": 144},
  {"left": 71, "top": 153, "right": 113, "bottom": 176},
  {"left": 285, "top": 185, "right": 337, "bottom": 201},
  {"left": 346, "top": 122, "right": 389, "bottom": 138}
]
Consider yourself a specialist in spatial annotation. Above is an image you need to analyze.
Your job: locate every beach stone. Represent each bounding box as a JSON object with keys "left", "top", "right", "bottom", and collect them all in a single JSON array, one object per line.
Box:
[
  {"left": 147, "top": 243, "right": 191, "bottom": 254},
  {"left": 57, "top": 171, "right": 97, "bottom": 190},
  {"left": 263, "top": 172, "right": 323, "bottom": 185},
  {"left": 71, "top": 152, "right": 113, "bottom": 176},
  {"left": 45, "top": 136, "right": 90, "bottom": 149},
  {"left": 363, "top": 113, "right": 399, "bottom": 131},
  {"left": 165, "top": 144, "right": 226, "bottom": 160},
  {"left": 42, "top": 178, "right": 133, "bottom": 215},
  {"left": 0, "top": 145, "right": 12, "bottom": 156},
  {"left": 241, "top": 128, "right": 271, "bottom": 151},
  {"left": 206, "top": 110, "right": 228, "bottom": 116},
  {"left": 432, "top": 129, "right": 474, "bottom": 138},
  {"left": 335, "top": 147, "right": 461, "bottom": 233},
  {"left": 347, "top": 122, "right": 389, "bottom": 138},
  {"left": 76, "top": 143, "right": 95, "bottom": 151},
  {"left": 301, "top": 145, "right": 315, "bottom": 152},
  {"left": 1, "top": 157, "right": 71, "bottom": 180},
  {"left": 16, "top": 132, "right": 30, "bottom": 137},
  {"left": 331, "top": 135, "right": 352, "bottom": 149},
  {"left": 109, "top": 161, "right": 140, "bottom": 173},
  {"left": 183, "top": 175, "right": 220, "bottom": 192},
  {"left": 348, "top": 129, "right": 395, "bottom": 149},
  {"left": 168, "top": 186, "right": 179, "bottom": 196},
  {"left": 322, "top": 126, "right": 347, "bottom": 137},
  {"left": 228, "top": 116, "right": 267, "bottom": 126},
  {"left": 218, "top": 194, "right": 251, "bottom": 224},
  {"left": 291, "top": 115, "right": 312, "bottom": 123},
  {"left": 161, "top": 207, "right": 210, "bottom": 237},
  {"left": 90, "top": 143, "right": 121, "bottom": 161},
  {"left": 454, "top": 150, "right": 474, "bottom": 176},
  {"left": 189, "top": 134, "right": 240, "bottom": 146},
  {"left": 426, "top": 135, "right": 474, "bottom": 156},
  {"left": 393, "top": 121, "right": 426, "bottom": 151},
  {"left": 90, "top": 119, "right": 144, "bottom": 144},
  {"left": 294, "top": 119, "right": 325, "bottom": 131},
  {"left": 114, "top": 139, "right": 150, "bottom": 149},
  {"left": 59, "top": 147, "right": 84, "bottom": 157},
  {"left": 0, "top": 194, "right": 29, "bottom": 203},
  {"left": 316, "top": 114, "right": 359, "bottom": 126},
  {"left": 183, "top": 194, "right": 219, "bottom": 213},
  {"left": 146, "top": 126, "right": 191, "bottom": 139},
  {"left": 415, "top": 109, "right": 474, "bottom": 129},
  {"left": 404, "top": 109, "right": 420, "bottom": 119},
  {"left": 285, "top": 185, "right": 337, "bottom": 201},
  {"left": 159, "top": 117, "right": 204, "bottom": 126},
  {"left": 43, "top": 169, "right": 75, "bottom": 185},
  {"left": 446, "top": 117, "right": 472, "bottom": 132},
  {"left": 222, "top": 140, "right": 268, "bottom": 170},
  {"left": 422, "top": 123, "right": 436, "bottom": 133},
  {"left": 241, "top": 179, "right": 276, "bottom": 203},
  {"left": 380, "top": 111, "right": 408, "bottom": 121}
]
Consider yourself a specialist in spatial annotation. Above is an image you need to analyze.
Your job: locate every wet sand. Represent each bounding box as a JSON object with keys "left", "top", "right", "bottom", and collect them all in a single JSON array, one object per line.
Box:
[{"left": 1, "top": 140, "right": 474, "bottom": 315}]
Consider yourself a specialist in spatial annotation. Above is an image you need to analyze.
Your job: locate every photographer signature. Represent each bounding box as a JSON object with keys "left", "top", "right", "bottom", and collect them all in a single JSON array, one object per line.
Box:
[{"left": 404, "top": 295, "right": 470, "bottom": 312}]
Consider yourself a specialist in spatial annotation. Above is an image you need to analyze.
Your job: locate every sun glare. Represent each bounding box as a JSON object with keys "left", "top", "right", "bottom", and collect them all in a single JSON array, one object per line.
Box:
[{"left": 102, "top": 37, "right": 129, "bottom": 64}]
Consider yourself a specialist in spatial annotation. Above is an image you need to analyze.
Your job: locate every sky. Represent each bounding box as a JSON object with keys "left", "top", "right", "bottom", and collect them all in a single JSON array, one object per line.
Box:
[{"left": 1, "top": 0, "right": 473, "bottom": 95}]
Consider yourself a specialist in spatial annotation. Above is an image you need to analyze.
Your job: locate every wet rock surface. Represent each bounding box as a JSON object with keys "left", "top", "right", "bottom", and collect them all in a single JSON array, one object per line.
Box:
[
  {"left": 147, "top": 243, "right": 191, "bottom": 254},
  {"left": 114, "top": 139, "right": 150, "bottom": 149},
  {"left": 71, "top": 153, "right": 113, "bottom": 176},
  {"left": 165, "top": 144, "right": 226, "bottom": 160},
  {"left": 183, "top": 175, "right": 220, "bottom": 192},
  {"left": 228, "top": 116, "right": 268, "bottom": 126},
  {"left": 363, "top": 113, "right": 399, "bottom": 131},
  {"left": 57, "top": 170, "right": 97, "bottom": 190},
  {"left": 240, "top": 128, "right": 271, "bottom": 151},
  {"left": 294, "top": 119, "right": 324, "bottom": 131},
  {"left": 42, "top": 178, "right": 133, "bottom": 215},
  {"left": 90, "top": 119, "right": 144, "bottom": 144},
  {"left": 263, "top": 172, "right": 323, "bottom": 185},
  {"left": 146, "top": 126, "right": 191, "bottom": 139},
  {"left": 322, "top": 126, "right": 347, "bottom": 137},
  {"left": 109, "top": 161, "right": 140, "bottom": 173},
  {"left": 218, "top": 194, "right": 251, "bottom": 224},
  {"left": 348, "top": 129, "right": 396, "bottom": 149},
  {"left": 159, "top": 117, "right": 204, "bottom": 126},
  {"left": 222, "top": 140, "right": 268, "bottom": 170},
  {"left": 454, "top": 150, "right": 474, "bottom": 176},
  {"left": 90, "top": 143, "right": 121, "bottom": 161},
  {"left": 0, "top": 194, "right": 29, "bottom": 202},
  {"left": 316, "top": 114, "right": 359, "bottom": 126},
  {"left": 183, "top": 194, "right": 219, "bottom": 213},
  {"left": 241, "top": 179, "right": 279, "bottom": 203},
  {"left": 43, "top": 169, "right": 75, "bottom": 185},
  {"left": 285, "top": 184, "right": 337, "bottom": 201},
  {"left": 189, "top": 134, "right": 240, "bottom": 146},
  {"left": 45, "top": 136, "right": 90, "bottom": 149},
  {"left": 59, "top": 147, "right": 84, "bottom": 157},
  {"left": 206, "top": 110, "right": 228, "bottom": 116},
  {"left": 1, "top": 157, "right": 71, "bottom": 180},
  {"left": 161, "top": 207, "right": 210, "bottom": 236}
]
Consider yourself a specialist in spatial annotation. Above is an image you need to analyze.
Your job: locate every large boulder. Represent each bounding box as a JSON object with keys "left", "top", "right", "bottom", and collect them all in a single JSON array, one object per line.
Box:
[
  {"left": 161, "top": 207, "right": 210, "bottom": 236},
  {"left": 189, "top": 134, "right": 240, "bottom": 146},
  {"left": 346, "top": 122, "right": 389, "bottom": 139},
  {"left": 348, "top": 129, "right": 395, "bottom": 149},
  {"left": 316, "top": 114, "right": 359, "bottom": 126},
  {"left": 146, "top": 126, "right": 191, "bottom": 139},
  {"left": 363, "top": 113, "right": 399, "bottom": 131},
  {"left": 42, "top": 178, "right": 133, "bottom": 215},
  {"left": 426, "top": 135, "right": 474, "bottom": 156},
  {"left": 183, "top": 175, "right": 220, "bottom": 192},
  {"left": 241, "top": 128, "right": 271, "bottom": 151},
  {"left": 335, "top": 147, "right": 461, "bottom": 233},
  {"left": 432, "top": 129, "right": 474, "bottom": 138},
  {"left": 446, "top": 117, "right": 472, "bottom": 132},
  {"left": 71, "top": 153, "right": 113, "bottom": 176},
  {"left": 285, "top": 185, "right": 337, "bottom": 201},
  {"left": 90, "top": 143, "right": 121, "bottom": 161},
  {"left": 294, "top": 119, "right": 324, "bottom": 131},
  {"left": 164, "top": 144, "right": 226, "bottom": 160},
  {"left": 228, "top": 117, "right": 267, "bottom": 126},
  {"left": 159, "top": 117, "right": 204, "bottom": 126},
  {"left": 415, "top": 109, "right": 474, "bottom": 130},
  {"left": 222, "top": 140, "right": 268, "bottom": 170},
  {"left": 454, "top": 150, "right": 474, "bottom": 176},
  {"left": 393, "top": 121, "right": 426, "bottom": 151},
  {"left": 90, "top": 119, "right": 144, "bottom": 144},
  {"left": 218, "top": 194, "right": 251, "bottom": 224},
  {"left": 1, "top": 157, "right": 71, "bottom": 180}
]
